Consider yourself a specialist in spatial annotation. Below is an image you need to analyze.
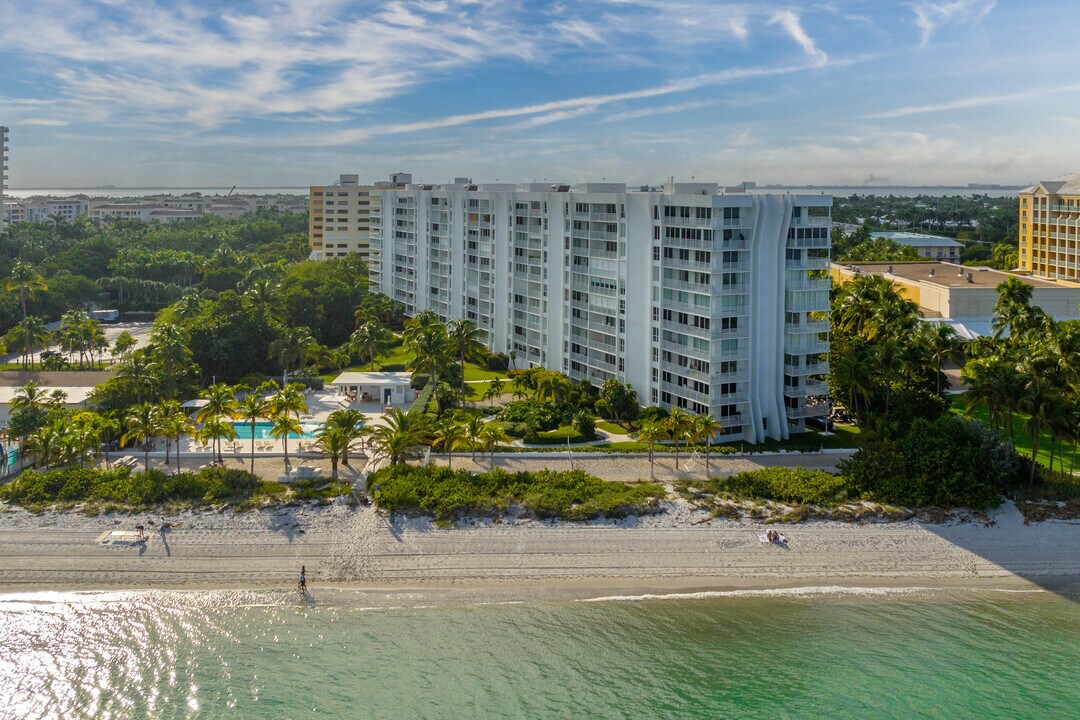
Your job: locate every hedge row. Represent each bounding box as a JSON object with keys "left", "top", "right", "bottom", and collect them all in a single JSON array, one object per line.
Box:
[{"left": 369, "top": 465, "right": 662, "bottom": 521}]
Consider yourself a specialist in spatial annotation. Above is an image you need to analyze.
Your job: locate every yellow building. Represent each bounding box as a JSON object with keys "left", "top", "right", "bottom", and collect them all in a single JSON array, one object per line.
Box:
[
  {"left": 308, "top": 174, "right": 391, "bottom": 261},
  {"left": 1019, "top": 171, "right": 1080, "bottom": 280}
]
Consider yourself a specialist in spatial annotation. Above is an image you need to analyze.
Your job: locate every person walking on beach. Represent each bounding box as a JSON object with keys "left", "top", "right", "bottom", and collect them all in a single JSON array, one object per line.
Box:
[{"left": 298, "top": 565, "right": 307, "bottom": 592}]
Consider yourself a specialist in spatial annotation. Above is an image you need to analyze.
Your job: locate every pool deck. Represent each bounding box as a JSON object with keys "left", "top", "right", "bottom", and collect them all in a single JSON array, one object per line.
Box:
[{"left": 183, "top": 393, "right": 414, "bottom": 455}]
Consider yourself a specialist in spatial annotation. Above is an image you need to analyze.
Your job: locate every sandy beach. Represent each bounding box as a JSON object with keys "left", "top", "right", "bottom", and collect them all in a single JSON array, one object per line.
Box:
[{"left": 2, "top": 489, "right": 1078, "bottom": 602}]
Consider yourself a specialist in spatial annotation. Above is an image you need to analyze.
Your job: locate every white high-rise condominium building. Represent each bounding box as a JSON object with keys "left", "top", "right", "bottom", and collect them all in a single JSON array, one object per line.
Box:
[
  {"left": 369, "top": 179, "right": 831, "bottom": 442},
  {"left": 0, "top": 126, "right": 9, "bottom": 235}
]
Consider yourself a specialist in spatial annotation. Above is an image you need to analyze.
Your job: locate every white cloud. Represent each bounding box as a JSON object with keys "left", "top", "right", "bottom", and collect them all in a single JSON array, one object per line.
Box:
[
  {"left": 864, "top": 83, "right": 1080, "bottom": 119},
  {"left": 767, "top": 11, "right": 828, "bottom": 67},
  {"left": 602, "top": 100, "right": 715, "bottom": 122},
  {"left": 912, "top": 0, "right": 996, "bottom": 46},
  {"left": 731, "top": 128, "right": 752, "bottom": 146}
]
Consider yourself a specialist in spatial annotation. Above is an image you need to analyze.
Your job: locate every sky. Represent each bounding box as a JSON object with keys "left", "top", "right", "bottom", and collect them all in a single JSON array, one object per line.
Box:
[{"left": 1, "top": 0, "right": 1079, "bottom": 188}]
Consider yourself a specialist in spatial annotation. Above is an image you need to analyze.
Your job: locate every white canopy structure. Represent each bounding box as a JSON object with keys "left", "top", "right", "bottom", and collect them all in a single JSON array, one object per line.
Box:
[{"left": 328, "top": 371, "right": 415, "bottom": 406}]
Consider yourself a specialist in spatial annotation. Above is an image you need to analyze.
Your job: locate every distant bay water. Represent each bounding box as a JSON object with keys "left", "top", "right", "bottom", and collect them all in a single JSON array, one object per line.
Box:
[
  {"left": 2, "top": 585, "right": 1078, "bottom": 719},
  {"left": 6, "top": 185, "right": 1023, "bottom": 200}
]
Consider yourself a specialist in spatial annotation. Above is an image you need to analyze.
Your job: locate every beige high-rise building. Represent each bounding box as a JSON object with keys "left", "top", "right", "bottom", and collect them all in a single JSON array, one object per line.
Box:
[
  {"left": 309, "top": 173, "right": 411, "bottom": 260},
  {"left": 1019, "top": 172, "right": 1080, "bottom": 280}
]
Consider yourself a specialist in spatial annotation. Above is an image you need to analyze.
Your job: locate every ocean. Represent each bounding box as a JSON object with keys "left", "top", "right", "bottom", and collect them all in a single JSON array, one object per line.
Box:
[{"left": 3, "top": 585, "right": 1078, "bottom": 718}]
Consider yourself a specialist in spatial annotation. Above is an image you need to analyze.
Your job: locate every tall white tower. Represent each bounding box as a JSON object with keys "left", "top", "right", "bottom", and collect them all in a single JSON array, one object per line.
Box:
[{"left": 0, "top": 126, "right": 8, "bottom": 235}]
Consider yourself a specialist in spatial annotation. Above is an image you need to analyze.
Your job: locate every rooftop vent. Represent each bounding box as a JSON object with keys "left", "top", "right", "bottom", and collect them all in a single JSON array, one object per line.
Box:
[
  {"left": 929, "top": 268, "right": 936, "bottom": 277},
  {"left": 958, "top": 267, "right": 965, "bottom": 276},
  {"left": 887, "top": 265, "right": 894, "bottom": 274},
  {"left": 967, "top": 273, "right": 974, "bottom": 283}
]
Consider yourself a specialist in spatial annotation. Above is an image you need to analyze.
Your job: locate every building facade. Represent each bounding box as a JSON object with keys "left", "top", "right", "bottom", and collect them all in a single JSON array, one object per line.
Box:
[
  {"left": 870, "top": 231, "right": 962, "bottom": 261},
  {"left": 0, "top": 126, "right": 8, "bottom": 235},
  {"left": 1019, "top": 172, "right": 1080, "bottom": 280},
  {"left": 309, "top": 173, "right": 410, "bottom": 260},
  {"left": 370, "top": 180, "right": 831, "bottom": 442}
]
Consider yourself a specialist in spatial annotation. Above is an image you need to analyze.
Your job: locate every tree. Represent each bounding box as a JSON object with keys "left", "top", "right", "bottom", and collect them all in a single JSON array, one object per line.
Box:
[
  {"left": 511, "top": 373, "right": 530, "bottom": 400},
  {"left": 323, "top": 408, "right": 367, "bottom": 465},
  {"left": 992, "top": 276, "right": 1043, "bottom": 339},
  {"left": 918, "top": 322, "right": 964, "bottom": 394},
  {"left": 433, "top": 418, "right": 467, "bottom": 469},
  {"left": 197, "top": 383, "right": 238, "bottom": 461},
  {"left": 368, "top": 408, "right": 431, "bottom": 466},
  {"left": 122, "top": 402, "right": 159, "bottom": 472},
  {"left": 636, "top": 419, "right": 666, "bottom": 479},
  {"left": 269, "top": 326, "right": 315, "bottom": 386},
  {"left": 269, "top": 382, "right": 308, "bottom": 421},
  {"left": 692, "top": 413, "right": 723, "bottom": 478},
  {"left": 270, "top": 413, "right": 302, "bottom": 473},
  {"left": 12, "top": 316, "right": 49, "bottom": 368},
  {"left": 6, "top": 261, "right": 48, "bottom": 320},
  {"left": 407, "top": 324, "right": 451, "bottom": 381},
  {"left": 236, "top": 390, "right": 271, "bottom": 474},
  {"left": 112, "top": 331, "right": 138, "bottom": 365},
  {"left": 478, "top": 422, "right": 509, "bottom": 469},
  {"left": 1019, "top": 376, "right": 1056, "bottom": 483},
  {"left": 312, "top": 425, "right": 349, "bottom": 479},
  {"left": 155, "top": 401, "right": 192, "bottom": 475},
  {"left": 199, "top": 416, "right": 237, "bottom": 466},
  {"left": 465, "top": 415, "right": 484, "bottom": 461},
  {"left": 596, "top": 378, "right": 639, "bottom": 425},
  {"left": 484, "top": 377, "right": 505, "bottom": 406},
  {"left": 349, "top": 320, "right": 392, "bottom": 370},
  {"left": 662, "top": 408, "right": 692, "bottom": 471},
  {"left": 447, "top": 319, "right": 487, "bottom": 404}
]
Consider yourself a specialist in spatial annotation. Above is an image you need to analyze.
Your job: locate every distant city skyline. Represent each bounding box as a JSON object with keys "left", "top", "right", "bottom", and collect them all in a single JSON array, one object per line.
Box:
[{"left": 1, "top": 0, "right": 1078, "bottom": 188}]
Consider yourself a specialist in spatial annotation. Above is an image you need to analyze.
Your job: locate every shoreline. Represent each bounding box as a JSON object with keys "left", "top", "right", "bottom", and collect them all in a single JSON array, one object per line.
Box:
[{"left": 2, "top": 498, "right": 1079, "bottom": 602}]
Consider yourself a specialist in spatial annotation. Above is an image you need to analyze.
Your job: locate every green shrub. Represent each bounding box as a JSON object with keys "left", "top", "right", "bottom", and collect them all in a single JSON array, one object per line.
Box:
[
  {"left": 369, "top": 465, "right": 662, "bottom": 521},
  {"left": 706, "top": 468, "right": 853, "bottom": 506},
  {"left": 486, "top": 353, "right": 510, "bottom": 372},
  {"left": 380, "top": 362, "right": 406, "bottom": 372},
  {"left": 841, "top": 415, "right": 1012, "bottom": 509}
]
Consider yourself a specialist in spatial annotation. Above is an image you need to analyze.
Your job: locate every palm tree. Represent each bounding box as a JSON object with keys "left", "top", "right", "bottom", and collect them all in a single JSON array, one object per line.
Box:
[
  {"left": 478, "top": 423, "right": 509, "bottom": 470},
  {"left": 447, "top": 319, "right": 487, "bottom": 403},
  {"left": 350, "top": 320, "right": 392, "bottom": 370},
  {"left": 5, "top": 261, "right": 47, "bottom": 320},
  {"left": 511, "top": 373, "right": 530, "bottom": 400},
  {"left": 270, "top": 413, "right": 303, "bottom": 472},
  {"left": 155, "top": 402, "right": 192, "bottom": 475},
  {"left": 484, "top": 377, "right": 505, "bottom": 406},
  {"left": 636, "top": 419, "right": 666, "bottom": 479},
  {"left": 1019, "top": 377, "right": 1056, "bottom": 483},
  {"left": 323, "top": 409, "right": 366, "bottom": 465},
  {"left": 197, "top": 383, "right": 238, "bottom": 461},
  {"left": 692, "top": 413, "right": 723, "bottom": 478},
  {"left": 465, "top": 415, "right": 484, "bottom": 461},
  {"left": 270, "top": 326, "right": 315, "bottom": 386},
  {"left": 9, "top": 380, "right": 47, "bottom": 414},
  {"left": 407, "top": 324, "right": 451, "bottom": 382},
  {"left": 312, "top": 425, "right": 349, "bottom": 479},
  {"left": 117, "top": 351, "right": 157, "bottom": 404},
  {"left": 15, "top": 316, "right": 49, "bottom": 368},
  {"left": 536, "top": 373, "right": 572, "bottom": 403},
  {"left": 368, "top": 408, "right": 432, "bottom": 466},
  {"left": 148, "top": 323, "right": 193, "bottom": 400},
  {"left": 236, "top": 391, "right": 271, "bottom": 474},
  {"left": 199, "top": 416, "right": 237, "bottom": 466},
  {"left": 663, "top": 408, "right": 692, "bottom": 471},
  {"left": 122, "top": 403, "right": 159, "bottom": 472},
  {"left": 401, "top": 310, "right": 441, "bottom": 346},
  {"left": 269, "top": 382, "right": 308, "bottom": 421},
  {"left": 433, "top": 418, "right": 467, "bottom": 469},
  {"left": 919, "top": 322, "right": 964, "bottom": 394},
  {"left": 992, "top": 276, "right": 1035, "bottom": 339}
]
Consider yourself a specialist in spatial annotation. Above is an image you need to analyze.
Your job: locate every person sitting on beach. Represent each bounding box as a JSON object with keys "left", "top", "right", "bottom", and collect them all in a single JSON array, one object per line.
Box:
[{"left": 766, "top": 529, "right": 778, "bottom": 544}]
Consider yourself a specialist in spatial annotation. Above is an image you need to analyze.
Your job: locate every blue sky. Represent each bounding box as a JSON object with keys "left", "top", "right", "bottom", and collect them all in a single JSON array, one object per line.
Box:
[{"left": 2, "top": 0, "right": 1079, "bottom": 188}]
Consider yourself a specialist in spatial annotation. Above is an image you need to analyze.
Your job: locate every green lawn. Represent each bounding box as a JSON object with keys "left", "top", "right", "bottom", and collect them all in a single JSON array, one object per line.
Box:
[
  {"left": 595, "top": 420, "right": 630, "bottom": 435},
  {"left": 951, "top": 394, "right": 1078, "bottom": 473},
  {"left": 463, "top": 365, "right": 508, "bottom": 381},
  {"left": 717, "top": 425, "right": 862, "bottom": 453}
]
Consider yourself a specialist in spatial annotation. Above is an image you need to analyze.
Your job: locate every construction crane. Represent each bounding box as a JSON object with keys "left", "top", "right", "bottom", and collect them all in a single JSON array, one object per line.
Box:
[{"left": 225, "top": 185, "right": 236, "bottom": 198}]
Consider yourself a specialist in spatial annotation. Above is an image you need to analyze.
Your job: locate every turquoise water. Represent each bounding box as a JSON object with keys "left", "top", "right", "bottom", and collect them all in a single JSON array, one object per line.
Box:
[
  {"left": 3, "top": 586, "right": 1079, "bottom": 718},
  {"left": 230, "top": 421, "right": 321, "bottom": 440}
]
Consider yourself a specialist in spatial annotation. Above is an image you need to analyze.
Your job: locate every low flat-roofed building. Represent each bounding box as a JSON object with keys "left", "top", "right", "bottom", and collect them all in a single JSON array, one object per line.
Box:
[
  {"left": 831, "top": 260, "right": 1080, "bottom": 337},
  {"left": 0, "top": 386, "right": 95, "bottom": 424},
  {"left": 328, "top": 371, "right": 415, "bottom": 406},
  {"left": 871, "top": 231, "right": 963, "bottom": 261}
]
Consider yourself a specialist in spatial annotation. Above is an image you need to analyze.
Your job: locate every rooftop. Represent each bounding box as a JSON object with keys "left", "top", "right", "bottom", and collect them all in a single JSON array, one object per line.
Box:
[
  {"left": 1021, "top": 171, "right": 1080, "bottom": 196},
  {"left": 329, "top": 371, "right": 412, "bottom": 386},
  {"left": 871, "top": 231, "right": 963, "bottom": 248},
  {"left": 833, "top": 261, "right": 1068, "bottom": 289}
]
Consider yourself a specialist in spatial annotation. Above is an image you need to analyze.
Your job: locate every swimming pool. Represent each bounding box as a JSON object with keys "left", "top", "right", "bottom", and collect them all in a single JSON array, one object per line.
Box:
[{"left": 230, "top": 421, "right": 322, "bottom": 440}]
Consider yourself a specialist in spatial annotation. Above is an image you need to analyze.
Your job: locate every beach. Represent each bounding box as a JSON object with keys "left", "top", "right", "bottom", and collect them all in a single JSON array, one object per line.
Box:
[{"left": 1, "top": 489, "right": 1077, "bottom": 600}]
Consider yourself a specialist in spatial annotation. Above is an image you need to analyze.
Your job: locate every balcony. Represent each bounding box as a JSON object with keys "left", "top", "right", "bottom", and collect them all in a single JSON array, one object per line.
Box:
[
  {"left": 661, "top": 338, "right": 710, "bottom": 360},
  {"left": 791, "top": 214, "right": 831, "bottom": 227},
  {"left": 658, "top": 380, "right": 711, "bottom": 405},
  {"left": 787, "top": 339, "right": 830, "bottom": 355},
  {"left": 785, "top": 319, "right": 829, "bottom": 334},
  {"left": 716, "top": 414, "right": 743, "bottom": 428},
  {"left": 785, "top": 402, "right": 828, "bottom": 419},
  {"left": 787, "top": 278, "right": 830, "bottom": 292},
  {"left": 784, "top": 361, "right": 830, "bottom": 376},
  {"left": 786, "top": 256, "right": 830, "bottom": 271},
  {"left": 783, "top": 380, "right": 829, "bottom": 397},
  {"left": 664, "top": 257, "right": 713, "bottom": 272}
]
